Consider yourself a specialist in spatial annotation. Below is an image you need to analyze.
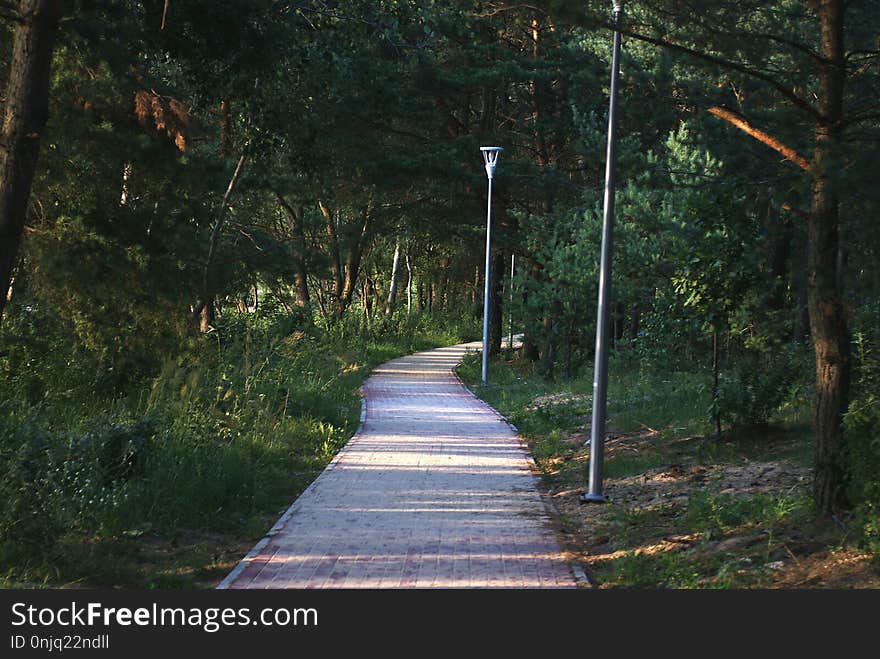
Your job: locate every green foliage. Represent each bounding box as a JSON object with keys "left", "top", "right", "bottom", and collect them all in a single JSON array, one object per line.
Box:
[
  {"left": 685, "top": 490, "right": 810, "bottom": 542},
  {"left": 596, "top": 494, "right": 803, "bottom": 589},
  {"left": 0, "top": 416, "right": 148, "bottom": 568},
  {"left": 840, "top": 312, "right": 880, "bottom": 558},
  {"left": 0, "top": 308, "right": 474, "bottom": 585},
  {"left": 716, "top": 344, "right": 812, "bottom": 429},
  {"left": 604, "top": 551, "right": 705, "bottom": 589}
]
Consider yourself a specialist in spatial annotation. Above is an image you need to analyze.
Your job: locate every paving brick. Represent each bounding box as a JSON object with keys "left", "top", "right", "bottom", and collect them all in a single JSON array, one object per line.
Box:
[{"left": 219, "top": 342, "right": 575, "bottom": 589}]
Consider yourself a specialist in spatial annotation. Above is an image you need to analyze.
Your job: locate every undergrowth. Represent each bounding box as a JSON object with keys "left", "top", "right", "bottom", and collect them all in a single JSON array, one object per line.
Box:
[{"left": 0, "top": 305, "right": 478, "bottom": 587}]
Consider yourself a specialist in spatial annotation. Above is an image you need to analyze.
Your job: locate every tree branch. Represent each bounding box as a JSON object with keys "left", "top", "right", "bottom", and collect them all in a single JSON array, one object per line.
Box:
[
  {"left": 691, "top": 20, "right": 825, "bottom": 65},
  {"left": 609, "top": 23, "right": 822, "bottom": 122},
  {"left": 708, "top": 106, "right": 810, "bottom": 171}
]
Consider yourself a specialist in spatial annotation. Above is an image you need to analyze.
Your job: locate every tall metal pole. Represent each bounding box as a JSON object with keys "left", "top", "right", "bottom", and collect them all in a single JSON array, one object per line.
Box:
[
  {"left": 479, "top": 146, "right": 502, "bottom": 385},
  {"left": 508, "top": 254, "right": 515, "bottom": 349},
  {"left": 581, "top": 1, "right": 623, "bottom": 504},
  {"left": 481, "top": 175, "right": 493, "bottom": 385}
]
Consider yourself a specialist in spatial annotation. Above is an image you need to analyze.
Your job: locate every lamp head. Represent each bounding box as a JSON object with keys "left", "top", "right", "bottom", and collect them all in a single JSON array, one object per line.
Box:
[
  {"left": 480, "top": 146, "right": 503, "bottom": 180},
  {"left": 613, "top": 0, "right": 624, "bottom": 13}
]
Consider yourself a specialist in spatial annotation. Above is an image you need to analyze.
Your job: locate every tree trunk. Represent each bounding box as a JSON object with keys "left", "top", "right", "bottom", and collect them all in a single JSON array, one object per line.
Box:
[
  {"left": 275, "top": 192, "right": 310, "bottom": 307},
  {"left": 809, "top": 0, "right": 849, "bottom": 516},
  {"left": 219, "top": 99, "right": 232, "bottom": 157},
  {"left": 198, "top": 150, "right": 247, "bottom": 331},
  {"left": 405, "top": 248, "right": 413, "bottom": 314},
  {"left": 385, "top": 239, "right": 401, "bottom": 315},
  {"left": 362, "top": 276, "right": 373, "bottom": 321},
  {"left": 538, "top": 309, "right": 555, "bottom": 380},
  {"left": 565, "top": 316, "right": 575, "bottom": 380},
  {"left": 612, "top": 302, "right": 625, "bottom": 347},
  {"left": 318, "top": 200, "right": 343, "bottom": 300},
  {"left": 628, "top": 305, "right": 641, "bottom": 340},
  {"left": 792, "top": 233, "right": 811, "bottom": 342},
  {"left": 472, "top": 264, "right": 480, "bottom": 315},
  {"left": 119, "top": 162, "right": 132, "bottom": 205},
  {"left": 437, "top": 256, "right": 450, "bottom": 312},
  {"left": 712, "top": 327, "right": 722, "bottom": 439},
  {"left": 521, "top": 262, "right": 541, "bottom": 361},
  {"left": 337, "top": 205, "right": 371, "bottom": 317},
  {"left": 199, "top": 301, "right": 214, "bottom": 332},
  {"left": 766, "top": 205, "right": 793, "bottom": 313},
  {"left": 0, "top": 0, "right": 63, "bottom": 323}
]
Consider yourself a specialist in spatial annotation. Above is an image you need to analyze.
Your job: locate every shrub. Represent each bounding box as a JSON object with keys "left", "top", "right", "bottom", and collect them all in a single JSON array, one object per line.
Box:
[
  {"left": 840, "top": 324, "right": 880, "bottom": 558},
  {"left": 717, "top": 344, "right": 810, "bottom": 429}
]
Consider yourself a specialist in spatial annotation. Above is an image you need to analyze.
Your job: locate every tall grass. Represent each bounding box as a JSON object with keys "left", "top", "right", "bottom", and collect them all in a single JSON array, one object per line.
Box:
[
  {"left": 458, "top": 348, "right": 714, "bottom": 440},
  {"left": 0, "top": 305, "right": 479, "bottom": 586}
]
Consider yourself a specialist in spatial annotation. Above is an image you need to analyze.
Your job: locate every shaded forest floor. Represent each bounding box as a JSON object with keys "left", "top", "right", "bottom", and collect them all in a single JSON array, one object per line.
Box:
[{"left": 459, "top": 351, "right": 880, "bottom": 589}]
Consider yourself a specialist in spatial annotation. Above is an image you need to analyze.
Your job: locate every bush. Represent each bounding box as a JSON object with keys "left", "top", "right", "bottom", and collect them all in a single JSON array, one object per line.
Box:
[
  {"left": 840, "top": 324, "right": 880, "bottom": 558},
  {"left": 0, "top": 417, "right": 146, "bottom": 566},
  {"left": 717, "top": 344, "right": 811, "bottom": 429}
]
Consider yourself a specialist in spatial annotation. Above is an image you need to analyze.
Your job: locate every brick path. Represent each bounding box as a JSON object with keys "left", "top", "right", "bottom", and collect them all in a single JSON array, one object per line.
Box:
[{"left": 218, "top": 341, "right": 576, "bottom": 588}]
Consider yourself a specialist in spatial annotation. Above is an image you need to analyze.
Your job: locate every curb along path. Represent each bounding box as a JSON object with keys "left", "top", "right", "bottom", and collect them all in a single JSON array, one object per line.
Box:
[{"left": 219, "top": 341, "right": 576, "bottom": 588}]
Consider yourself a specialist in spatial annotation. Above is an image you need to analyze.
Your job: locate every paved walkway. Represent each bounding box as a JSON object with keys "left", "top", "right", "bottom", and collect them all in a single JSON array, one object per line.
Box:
[{"left": 218, "top": 341, "right": 576, "bottom": 588}]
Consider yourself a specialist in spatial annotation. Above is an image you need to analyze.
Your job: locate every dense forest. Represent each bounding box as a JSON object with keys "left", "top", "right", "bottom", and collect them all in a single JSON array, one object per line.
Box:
[{"left": 1, "top": 1, "right": 878, "bottom": 587}]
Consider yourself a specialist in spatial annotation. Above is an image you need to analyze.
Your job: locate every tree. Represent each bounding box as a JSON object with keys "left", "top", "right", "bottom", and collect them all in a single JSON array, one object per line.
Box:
[{"left": 0, "top": 0, "right": 64, "bottom": 323}]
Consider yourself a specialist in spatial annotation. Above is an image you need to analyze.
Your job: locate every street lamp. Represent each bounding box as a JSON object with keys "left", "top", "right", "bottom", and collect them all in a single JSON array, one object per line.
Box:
[
  {"left": 480, "top": 146, "right": 503, "bottom": 385},
  {"left": 581, "top": 0, "right": 624, "bottom": 504},
  {"left": 509, "top": 253, "right": 515, "bottom": 349}
]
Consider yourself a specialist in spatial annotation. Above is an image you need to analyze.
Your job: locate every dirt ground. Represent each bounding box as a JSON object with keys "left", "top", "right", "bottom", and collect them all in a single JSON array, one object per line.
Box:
[{"left": 539, "top": 429, "right": 880, "bottom": 589}]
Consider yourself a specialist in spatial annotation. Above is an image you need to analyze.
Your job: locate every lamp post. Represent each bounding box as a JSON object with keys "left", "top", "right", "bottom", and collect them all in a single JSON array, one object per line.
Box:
[
  {"left": 581, "top": 0, "right": 624, "bottom": 504},
  {"left": 480, "top": 146, "right": 503, "bottom": 385},
  {"left": 509, "top": 253, "right": 515, "bottom": 349}
]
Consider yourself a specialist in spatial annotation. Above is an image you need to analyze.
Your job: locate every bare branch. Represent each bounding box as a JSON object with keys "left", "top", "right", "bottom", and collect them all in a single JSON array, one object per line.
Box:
[
  {"left": 845, "top": 49, "right": 880, "bottom": 62},
  {"left": 708, "top": 105, "right": 810, "bottom": 171}
]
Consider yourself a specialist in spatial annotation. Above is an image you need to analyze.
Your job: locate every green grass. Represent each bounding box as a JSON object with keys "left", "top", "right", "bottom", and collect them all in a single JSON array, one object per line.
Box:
[
  {"left": 458, "top": 348, "right": 715, "bottom": 486},
  {"left": 603, "top": 548, "right": 774, "bottom": 589},
  {"left": 598, "top": 488, "right": 815, "bottom": 588},
  {"left": 602, "top": 452, "right": 678, "bottom": 479},
  {"left": 460, "top": 348, "right": 714, "bottom": 439},
  {"left": 0, "top": 307, "right": 480, "bottom": 587},
  {"left": 685, "top": 489, "right": 813, "bottom": 543}
]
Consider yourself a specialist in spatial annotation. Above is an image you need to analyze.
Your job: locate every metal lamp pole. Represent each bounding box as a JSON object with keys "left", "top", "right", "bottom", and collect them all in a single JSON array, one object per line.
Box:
[
  {"left": 480, "top": 146, "right": 503, "bottom": 385},
  {"left": 508, "top": 253, "right": 515, "bottom": 349},
  {"left": 581, "top": 1, "right": 624, "bottom": 504}
]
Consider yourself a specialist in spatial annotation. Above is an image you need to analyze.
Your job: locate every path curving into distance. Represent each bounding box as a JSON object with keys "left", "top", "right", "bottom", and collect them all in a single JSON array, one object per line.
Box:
[{"left": 218, "top": 341, "right": 576, "bottom": 588}]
